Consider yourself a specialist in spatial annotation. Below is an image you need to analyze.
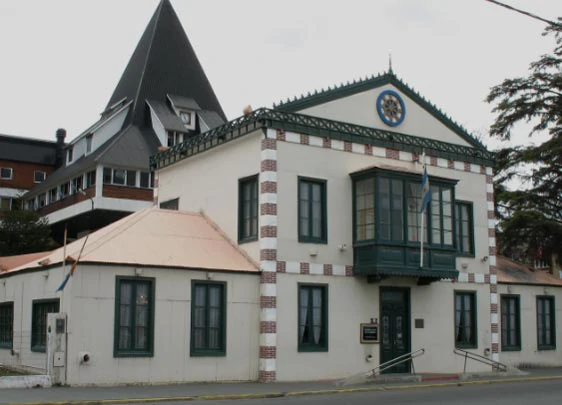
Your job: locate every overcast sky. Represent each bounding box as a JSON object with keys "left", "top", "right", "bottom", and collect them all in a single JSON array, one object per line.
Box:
[{"left": 0, "top": 0, "right": 560, "bottom": 150}]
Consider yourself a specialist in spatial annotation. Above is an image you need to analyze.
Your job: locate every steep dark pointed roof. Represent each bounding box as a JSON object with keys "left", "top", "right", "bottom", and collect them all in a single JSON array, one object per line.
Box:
[{"left": 106, "top": 0, "right": 226, "bottom": 126}]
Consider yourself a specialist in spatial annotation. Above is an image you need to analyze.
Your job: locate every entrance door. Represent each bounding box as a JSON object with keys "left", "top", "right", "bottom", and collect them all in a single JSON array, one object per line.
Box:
[{"left": 380, "top": 287, "right": 410, "bottom": 373}]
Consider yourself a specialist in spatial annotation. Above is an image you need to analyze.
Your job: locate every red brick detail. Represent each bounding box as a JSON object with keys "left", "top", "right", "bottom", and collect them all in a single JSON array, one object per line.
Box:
[
  {"left": 261, "top": 138, "right": 277, "bottom": 151},
  {"left": 261, "top": 203, "right": 277, "bottom": 215},
  {"left": 153, "top": 177, "right": 159, "bottom": 188},
  {"left": 277, "top": 132, "right": 286, "bottom": 142},
  {"left": 260, "top": 321, "right": 277, "bottom": 334},
  {"left": 486, "top": 175, "right": 493, "bottom": 184},
  {"left": 345, "top": 265, "right": 353, "bottom": 276},
  {"left": 488, "top": 228, "right": 496, "bottom": 237},
  {"left": 487, "top": 192, "right": 494, "bottom": 202},
  {"left": 468, "top": 273, "right": 475, "bottom": 283},
  {"left": 260, "top": 225, "right": 277, "bottom": 238},
  {"left": 488, "top": 210, "right": 495, "bottom": 219},
  {"left": 260, "top": 272, "right": 277, "bottom": 284},
  {"left": 412, "top": 152, "right": 420, "bottom": 162},
  {"left": 430, "top": 156, "right": 437, "bottom": 166},
  {"left": 259, "top": 346, "right": 277, "bottom": 359},
  {"left": 323, "top": 264, "right": 333, "bottom": 276},
  {"left": 259, "top": 371, "right": 276, "bottom": 383},
  {"left": 491, "top": 324, "right": 499, "bottom": 333},
  {"left": 490, "top": 284, "right": 497, "bottom": 293},
  {"left": 261, "top": 159, "right": 277, "bottom": 172},
  {"left": 300, "top": 134, "right": 310, "bottom": 145},
  {"left": 260, "top": 296, "right": 277, "bottom": 308},
  {"left": 260, "top": 249, "right": 277, "bottom": 261},
  {"left": 464, "top": 162, "right": 471, "bottom": 172},
  {"left": 276, "top": 261, "right": 286, "bottom": 273},
  {"left": 261, "top": 181, "right": 277, "bottom": 194},
  {"left": 448, "top": 159, "right": 455, "bottom": 169},
  {"left": 484, "top": 274, "right": 490, "bottom": 284},
  {"left": 386, "top": 149, "right": 400, "bottom": 160},
  {"left": 344, "top": 141, "right": 352, "bottom": 152},
  {"left": 489, "top": 246, "right": 496, "bottom": 256},
  {"left": 491, "top": 303, "right": 498, "bottom": 313},
  {"left": 480, "top": 165, "right": 486, "bottom": 174},
  {"left": 489, "top": 266, "right": 497, "bottom": 276},
  {"left": 491, "top": 343, "right": 499, "bottom": 353},
  {"left": 152, "top": 196, "right": 158, "bottom": 206},
  {"left": 323, "top": 138, "right": 331, "bottom": 148},
  {"left": 365, "top": 144, "right": 373, "bottom": 155},
  {"left": 276, "top": 129, "right": 285, "bottom": 136},
  {"left": 300, "top": 262, "right": 310, "bottom": 275}
]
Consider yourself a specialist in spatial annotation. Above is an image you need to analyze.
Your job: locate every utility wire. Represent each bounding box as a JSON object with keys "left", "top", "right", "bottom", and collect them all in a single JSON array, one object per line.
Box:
[{"left": 484, "top": 0, "right": 561, "bottom": 27}]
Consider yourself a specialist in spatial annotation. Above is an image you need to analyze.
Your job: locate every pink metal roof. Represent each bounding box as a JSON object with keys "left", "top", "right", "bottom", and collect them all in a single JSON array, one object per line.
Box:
[
  {"left": 8, "top": 208, "right": 259, "bottom": 274},
  {"left": 497, "top": 256, "right": 562, "bottom": 287},
  {"left": 0, "top": 251, "right": 51, "bottom": 272}
]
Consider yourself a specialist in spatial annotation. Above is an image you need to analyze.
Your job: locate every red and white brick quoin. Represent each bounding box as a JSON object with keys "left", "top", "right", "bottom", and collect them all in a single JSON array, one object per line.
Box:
[{"left": 258, "top": 129, "right": 279, "bottom": 382}]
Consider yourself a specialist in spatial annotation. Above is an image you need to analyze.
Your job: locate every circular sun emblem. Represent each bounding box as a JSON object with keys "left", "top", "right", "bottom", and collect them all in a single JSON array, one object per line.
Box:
[{"left": 376, "top": 90, "right": 406, "bottom": 127}]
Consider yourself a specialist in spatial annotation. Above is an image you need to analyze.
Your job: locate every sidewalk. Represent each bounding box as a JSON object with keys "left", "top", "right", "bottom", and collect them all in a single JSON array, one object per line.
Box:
[{"left": 2, "top": 367, "right": 562, "bottom": 405}]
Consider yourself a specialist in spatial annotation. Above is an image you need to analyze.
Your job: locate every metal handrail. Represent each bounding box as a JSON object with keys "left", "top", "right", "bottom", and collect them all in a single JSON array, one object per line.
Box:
[
  {"left": 454, "top": 348, "right": 507, "bottom": 372},
  {"left": 368, "top": 348, "right": 425, "bottom": 377}
]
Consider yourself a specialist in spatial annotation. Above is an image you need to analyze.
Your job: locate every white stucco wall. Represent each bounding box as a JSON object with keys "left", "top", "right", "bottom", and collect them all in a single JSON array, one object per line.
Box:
[
  {"left": 63, "top": 265, "right": 259, "bottom": 386},
  {"left": 157, "top": 131, "right": 262, "bottom": 262},
  {"left": 275, "top": 274, "right": 491, "bottom": 380},
  {"left": 497, "top": 283, "right": 562, "bottom": 367},
  {"left": 0, "top": 267, "right": 65, "bottom": 372},
  {"left": 298, "top": 84, "right": 473, "bottom": 147}
]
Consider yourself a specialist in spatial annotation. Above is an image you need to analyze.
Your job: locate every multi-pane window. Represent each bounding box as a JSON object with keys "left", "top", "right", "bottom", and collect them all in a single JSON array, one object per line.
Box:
[
  {"left": 31, "top": 299, "right": 59, "bottom": 352},
  {"left": 114, "top": 277, "right": 154, "bottom": 357},
  {"left": 0, "top": 302, "right": 14, "bottom": 349},
  {"left": 167, "top": 131, "right": 184, "bottom": 147},
  {"left": 49, "top": 188, "right": 58, "bottom": 204},
  {"left": 353, "top": 172, "right": 453, "bottom": 246},
  {"left": 71, "top": 176, "right": 83, "bottom": 194},
  {"left": 298, "top": 178, "right": 327, "bottom": 243},
  {"left": 34, "top": 170, "right": 46, "bottom": 183},
  {"left": 0, "top": 167, "right": 13, "bottom": 180},
  {"left": 67, "top": 147, "right": 73, "bottom": 163},
  {"left": 191, "top": 281, "right": 226, "bottom": 356},
  {"left": 454, "top": 291, "right": 476, "bottom": 348},
  {"left": 160, "top": 198, "right": 179, "bottom": 210},
  {"left": 456, "top": 202, "right": 474, "bottom": 256},
  {"left": 140, "top": 172, "right": 152, "bottom": 189},
  {"left": 86, "top": 134, "right": 93, "bottom": 153},
  {"left": 298, "top": 284, "right": 328, "bottom": 351},
  {"left": 501, "top": 295, "right": 521, "bottom": 351},
  {"left": 103, "top": 168, "right": 137, "bottom": 187},
  {"left": 238, "top": 175, "right": 258, "bottom": 243},
  {"left": 86, "top": 170, "right": 96, "bottom": 188},
  {"left": 537, "top": 296, "right": 555, "bottom": 350}
]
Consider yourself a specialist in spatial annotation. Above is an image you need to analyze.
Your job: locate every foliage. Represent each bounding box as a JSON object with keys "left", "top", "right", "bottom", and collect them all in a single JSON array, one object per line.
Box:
[
  {"left": 0, "top": 200, "right": 53, "bottom": 256},
  {"left": 486, "top": 19, "right": 562, "bottom": 264}
]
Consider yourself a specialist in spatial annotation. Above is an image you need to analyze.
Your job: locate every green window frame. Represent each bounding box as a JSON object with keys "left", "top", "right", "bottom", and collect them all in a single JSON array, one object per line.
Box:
[
  {"left": 454, "top": 291, "right": 477, "bottom": 348},
  {"left": 31, "top": 299, "right": 59, "bottom": 352},
  {"left": 191, "top": 281, "right": 226, "bottom": 356},
  {"left": 298, "top": 177, "right": 327, "bottom": 244},
  {"left": 537, "top": 296, "right": 555, "bottom": 350},
  {"left": 353, "top": 171, "right": 454, "bottom": 246},
  {"left": 238, "top": 175, "right": 258, "bottom": 243},
  {"left": 501, "top": 295, "right": 521, "bottom": 351},
  {"left": 0, "top": 302, "right": 14, "bottom": 349},
  {"left": 455, "top": 201, "right": 474, "bottom": 256},
  {"left": 114, "top": 277, "right": 155, "bottom": 357},
  {"left": 298, "top": 284, "right": 328, "bottom": 352}
]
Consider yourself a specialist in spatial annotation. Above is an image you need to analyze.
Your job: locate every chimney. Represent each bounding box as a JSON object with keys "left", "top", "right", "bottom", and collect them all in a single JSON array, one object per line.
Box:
[{"left": 55, "top": 128, "right": 66, "bottom": 168}]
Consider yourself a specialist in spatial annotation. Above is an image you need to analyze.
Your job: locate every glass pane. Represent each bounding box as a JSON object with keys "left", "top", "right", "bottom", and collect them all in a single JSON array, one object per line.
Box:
[
  {"left": 355, "top": 179, "right": 375, "bottom": 241},
  {"left": 113, "top": 169, "right": 126, "bottom": 185},
  {"left": 379, "top": 178, "right": 390, "bottom": 240},
  {"left": 431, "top": 186, "right": 441, "bottom": 244},
  {"left": 126, "top": 170, "right": 136, "bottom": 187},
  {"left": 391, "top": 179, "right": 403, "bottom": 240},
  {"left": 103, "top": 167, "right": 112, "bottom": 184}
]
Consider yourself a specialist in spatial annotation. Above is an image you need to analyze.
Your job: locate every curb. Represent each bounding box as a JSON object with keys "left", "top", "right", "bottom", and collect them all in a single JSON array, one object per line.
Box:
[{"left": 8, "top": 375, "right": 562, "bottom": 405}]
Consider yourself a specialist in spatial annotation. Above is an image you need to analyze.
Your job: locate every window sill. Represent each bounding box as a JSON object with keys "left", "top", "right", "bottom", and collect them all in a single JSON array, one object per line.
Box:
[
  {"left": 298, "top": 346, "right": 328, "bottom": 353},
  {"left": 455, "top": 344, "right": 477, "bottom": 350},
  {"left": 31, "top": 346, "right": 46, "bottom": 353},
  {"left": 238, "top": 236, "right": 258, "bottom": 244},
  {"left": 538, "top": 346, "right": 556, "bottom": 351},
  {"left": 114, "top": 351, "right": 154, "bottom": 358},
  {"left": 298, "top": 238, "right": 328, "bottom": 245},
  {"left": 456, "top": 252, "right": 476, "bottom": 258},
  {"left": 190, "top": 350, "right": 226, "bottom": 357},
  {"left": 0, "top": 344, "right": 13, "bottom": 350},
  {"left": 501, "top": 346, "right": 521, "bottom": 352}
]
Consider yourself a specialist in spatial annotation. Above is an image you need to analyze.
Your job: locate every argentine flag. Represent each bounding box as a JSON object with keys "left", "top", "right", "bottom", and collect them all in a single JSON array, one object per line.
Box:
[{"left": 420, "top": 166, "right": 430, "bottom": 213}]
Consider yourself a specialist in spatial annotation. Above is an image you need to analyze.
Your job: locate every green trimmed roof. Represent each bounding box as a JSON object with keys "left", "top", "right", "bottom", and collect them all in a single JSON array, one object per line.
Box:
[
  {"left": 150, "top": 108, "right": 494, "bottom": 171},
  {"left": 274, "top": 71, "right": 486, "bottom": 150}
]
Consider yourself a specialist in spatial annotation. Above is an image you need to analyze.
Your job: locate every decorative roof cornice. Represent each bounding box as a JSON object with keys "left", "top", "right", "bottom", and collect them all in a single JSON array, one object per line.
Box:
[
  {"left": 150, "top": 108, "right": 494, "bottom": 170},
  {"left": 274, "top": 71, "right": 486, "bottom": 150}
]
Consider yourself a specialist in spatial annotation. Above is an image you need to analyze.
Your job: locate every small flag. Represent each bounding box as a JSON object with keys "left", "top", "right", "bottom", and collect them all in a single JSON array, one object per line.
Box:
[{"left": 420, "top": 166, "right": 430, "bottom": 213}]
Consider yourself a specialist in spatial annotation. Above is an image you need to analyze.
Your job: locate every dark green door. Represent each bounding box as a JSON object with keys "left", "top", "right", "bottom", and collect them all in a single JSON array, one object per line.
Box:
[{"left": 380, "top": 287, "right": 410, "bottom": 373}]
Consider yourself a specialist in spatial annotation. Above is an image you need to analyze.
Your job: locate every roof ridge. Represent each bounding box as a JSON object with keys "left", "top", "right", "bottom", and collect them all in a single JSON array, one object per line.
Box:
[{"left": 199, "top": 209, "right": 260, "bottom": 270}]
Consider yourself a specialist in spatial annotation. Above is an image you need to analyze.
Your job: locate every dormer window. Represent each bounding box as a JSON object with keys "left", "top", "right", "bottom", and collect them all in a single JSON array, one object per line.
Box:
[
  {"left": 68, "top": 147, "right": 74, "bottom": 163},
  {"left": 167, "top": 131, "right": 184, "bottom": 147},
  {"left": 179, "top": 111, "right": 192, "bottom": 126},
  {"left": 34, "top": 170, "right": 46, "bottom": 183}
]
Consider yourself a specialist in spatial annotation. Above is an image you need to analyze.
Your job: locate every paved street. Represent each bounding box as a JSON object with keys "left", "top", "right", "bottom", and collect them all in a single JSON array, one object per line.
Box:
[{"left": 120, "top": 380, "right": 562, "bottom": 405}]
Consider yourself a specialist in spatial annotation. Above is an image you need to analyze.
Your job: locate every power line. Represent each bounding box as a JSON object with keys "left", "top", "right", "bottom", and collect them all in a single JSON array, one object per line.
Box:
[{"left": 484, "top": 0, "right": 561, "bottom": 27}]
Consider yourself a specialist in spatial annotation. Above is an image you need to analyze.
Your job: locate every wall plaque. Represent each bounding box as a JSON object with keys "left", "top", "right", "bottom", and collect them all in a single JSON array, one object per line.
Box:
[{"left": 360, "top": 323, "right": 379, "bottom": 343}]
